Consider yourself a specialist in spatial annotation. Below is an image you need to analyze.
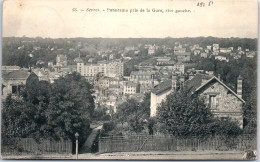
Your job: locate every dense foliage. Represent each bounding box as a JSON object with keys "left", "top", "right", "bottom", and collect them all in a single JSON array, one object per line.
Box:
[
  {"left": 2, "top": 72, "right": 95, "bottom": 145},
  {"left": 113, "top": 93, "right": 151, "bottom": 133},
  {"left": 156, "top": 90, "right": 242, "bottom": 138}
]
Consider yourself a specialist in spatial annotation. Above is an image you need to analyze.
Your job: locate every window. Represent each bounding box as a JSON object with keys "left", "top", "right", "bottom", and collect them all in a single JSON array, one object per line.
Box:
[
  {"left": 12, "top": 85, "right": 17, "bottom": 94},
  {"left": 209, "top": 95, "right": 217, "bottom": 108},
  {"left": 12, "top": 85, "right": 23, "bottom": 95}
]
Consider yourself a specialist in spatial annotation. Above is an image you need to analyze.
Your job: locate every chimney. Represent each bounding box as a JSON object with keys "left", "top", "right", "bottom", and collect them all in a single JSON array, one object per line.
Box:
[
  {"left": 237, "top": 75, "right": 243, "bottom": 98},
  {"left": 151, "top": 74, "right": 154, "bottom": 87}
]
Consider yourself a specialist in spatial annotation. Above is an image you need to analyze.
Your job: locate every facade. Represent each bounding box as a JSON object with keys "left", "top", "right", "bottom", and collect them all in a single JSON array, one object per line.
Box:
[
  {"left": 150, "top": 80, "right": 172, "bottom": 117},
  {"left": 174, "top": 47, "right": 186, "bottom": 53},
  {"left": 148, "top": 46, "right": 156, "bottom": 55},
  {"left": 215, "top": 56, "right": 229, "bottom": 62},
  {"left": 188, "top": 75, "right": 245, "bottom": 128},
  {"left": 175, "top": 52, "right": 191, "bottom": 62},
  {"left": 200, "top": 52, "right": 208, "bottom": 58},
  {"left": 77, "top": 59, "right": 125, "bottom": 78},
  {"left": 213, "top": 44, "right": 219, "bottom": 51},
  {"left": 173, "top": 62, "right": 185, "bottom": 74},
  {"left": 220, "top": 48, "right": 232, "bottom": 53},
  {"left": 123, "top": 81, "right": 140, "bottom": 95},
  {"left": 193, "top": 49, "right": 201, "bottom": 56},
  {"left": 130, "top": 71, "right": 154, "bottom": 84}
]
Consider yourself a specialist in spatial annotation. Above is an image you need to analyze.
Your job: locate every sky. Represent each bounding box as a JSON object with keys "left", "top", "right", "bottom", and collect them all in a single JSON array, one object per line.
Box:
[{"left": 2, "top": 0, "right": 258, "bottom": 38}]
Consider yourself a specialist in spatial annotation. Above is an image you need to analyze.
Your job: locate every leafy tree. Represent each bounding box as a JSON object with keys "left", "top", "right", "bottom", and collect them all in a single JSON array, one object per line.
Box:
[
  {"left": 156, "top": 90, "right": 242, "bottom": 138},
  {"left": 2, "top": 72, "right": 95, "bottom": 147},
  {"left": 115, "top": 96, "right": 150, "bottom": 133},
  {"left": 243, "top": 89, "right": 257, "bottom": 135},
  {"left": 157, "top": 90, "right": 214, "bottom": 137}
]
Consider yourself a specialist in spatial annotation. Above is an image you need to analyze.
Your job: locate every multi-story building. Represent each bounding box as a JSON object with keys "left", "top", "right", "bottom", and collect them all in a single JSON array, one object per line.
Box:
[
  {"left": 173, "top": 62, "right": 185, "bottom": 74},
  {"left": 174, "top": 47, "right": 186, "bottom": 53},
  {"left": 77, "top": 59, "right": 125, "bottom": 78},
  {"left": 175, "top": 52, "right": 191, "bottom": 62},
  {"left": 123, "top": 81, "right": 140, "bottom": 95},
  {"left": 106, "top": 60, "right": 125, "bottom": 77},
  {"left": 148, "top": 45, "right": 156, "bottom": 55}
]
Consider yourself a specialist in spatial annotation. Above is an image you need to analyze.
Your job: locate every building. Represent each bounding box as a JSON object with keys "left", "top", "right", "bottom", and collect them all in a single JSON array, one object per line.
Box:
[
  {"left": 175, "top": 52, "right": 191, "bottom": 62},
  {"left": 200, "top": 52, "right": 208, "bottom": 58},
  {"left": 173, "top": 62, "right": 185, "bottom": 74},
  {"left": 150, "top": 73, "right": 245, "bottom": 128},
  {"left": 213, "top": 44, "right": 219, "bottom": 51},
  {"left": 174, "top": 47, "right": 186, "bottom": 53},
  {"left": 220, "top": 48, "right": 232, "bottom": 53},
  {"left": 246, "top": 51, "right": 256, "bottom": 58},
  {"left": 186, "top": 75, "right": 245, "bottom": 128},
  {"left": 77, "top": 59, "right": 125, "bottom": 78},
  {"left": 156, "top": 57, "right": 173, "bottom": 65},
  {"left": 56, "top": 54, "right": 67, "bottom": 67},
  {"left": 2, "top": 66, "right": 20, "bottom": 71},
  {"left": 123, "top": 81, "right": 140, "bottom": 95},
  {"left": 32, "top": 68, "right": 49, "bottom": 81},
  {"left": 106, "top": 60, "right": 125, "bottom": 77},
  {"left": 2, "top": 69, "right": 39, "bottom": 100},
  {"left": 150, "top": 80, "right": 172, "bottom": 117},
  {"left": 207, "top": 46, "right": 212, "bottom": 50},
  {"left": 148, "top": 45, "right": 157, "bottom": 55},
  {"left": 130, "top": 71, "right": 154, "bottom": 84},
  {"left": 215, "top": 56, "right": 229, "bottom": 62},
  {"left": 193, "top": 49, "right": 201, "bottom": 56}
]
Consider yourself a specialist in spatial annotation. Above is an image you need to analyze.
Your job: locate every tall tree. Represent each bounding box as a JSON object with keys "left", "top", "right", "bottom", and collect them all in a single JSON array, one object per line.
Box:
[{"left": 2, "top": 72, "right": 95, "bottom": 145}]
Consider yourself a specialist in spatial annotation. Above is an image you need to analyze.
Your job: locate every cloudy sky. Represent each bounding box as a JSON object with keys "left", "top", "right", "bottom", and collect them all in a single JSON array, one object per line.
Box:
[{"left": 2, "top": 0, "right": 258, "bottom": 38}]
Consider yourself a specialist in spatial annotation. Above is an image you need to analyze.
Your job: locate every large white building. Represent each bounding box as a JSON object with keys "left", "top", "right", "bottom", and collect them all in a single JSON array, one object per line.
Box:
[{"left": 77, "top": 59, "right": 125, "bottom": 78}]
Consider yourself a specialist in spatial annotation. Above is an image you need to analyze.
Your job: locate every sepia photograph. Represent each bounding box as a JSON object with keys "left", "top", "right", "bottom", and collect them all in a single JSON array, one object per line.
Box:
[{"left": 1, "top": 0, "right": 258, "bottom": 160}]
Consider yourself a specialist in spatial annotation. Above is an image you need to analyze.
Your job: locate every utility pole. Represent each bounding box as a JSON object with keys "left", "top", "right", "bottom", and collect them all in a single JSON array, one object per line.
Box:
[{"left": 75, "top": 132, "right": 79, "bottom": 159}]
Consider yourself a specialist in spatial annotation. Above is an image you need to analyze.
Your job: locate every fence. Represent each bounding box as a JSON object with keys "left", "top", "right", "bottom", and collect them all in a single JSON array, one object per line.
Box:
[
  {"left": 2, "top": 138, "right": 72, "bottom": 156},
  {"left": 99, "top": 134, "right": 256, "bottom": 153}
]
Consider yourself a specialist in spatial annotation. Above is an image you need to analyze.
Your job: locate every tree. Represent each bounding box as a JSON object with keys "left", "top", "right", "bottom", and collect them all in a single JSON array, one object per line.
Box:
[
  {"left": 157, "top": 90, "right": 214, "bottom": 137},
  {"left": 2, "top": 72, "right": 95, "bottom": 146},
  {"left": 43, "top": 72, "right": 95, "bottom": 143},
  {"left": 243, "top": 89, "right": 257, "bottom": 135},
  {"left": 156, "top": 90, "right": 242, "bottom": 138},
  {"left": 114, "top": 96, "right": 151, "bottom": 133}
]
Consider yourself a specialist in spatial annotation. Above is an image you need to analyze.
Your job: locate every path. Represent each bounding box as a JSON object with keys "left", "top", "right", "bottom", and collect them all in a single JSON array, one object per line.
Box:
[{"left": 79, "top": 125, "right": 102, "bottom": 153}]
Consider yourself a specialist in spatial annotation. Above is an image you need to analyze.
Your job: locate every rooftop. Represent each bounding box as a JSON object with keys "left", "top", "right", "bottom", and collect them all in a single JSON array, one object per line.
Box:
[
  {"left": 185, "top": 74, "right": 213, "bottom": 94},
  {"left": 2, "top": 70, "right": 33, "bottom": 80},
  {"left": 175, "top": 52, "right": 191, "bottom": 56},
  {"left": 151, "top": 79, "right": 172, "bottom": 95}
]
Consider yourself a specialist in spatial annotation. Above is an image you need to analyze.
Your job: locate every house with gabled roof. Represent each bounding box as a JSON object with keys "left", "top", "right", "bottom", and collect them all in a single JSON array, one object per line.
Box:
[
  {"left": 150, "top": 73, "right": 245, "bottom": 128},
  {"left": 187, "top": 75, "right": 244, "bottom": 128}
]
